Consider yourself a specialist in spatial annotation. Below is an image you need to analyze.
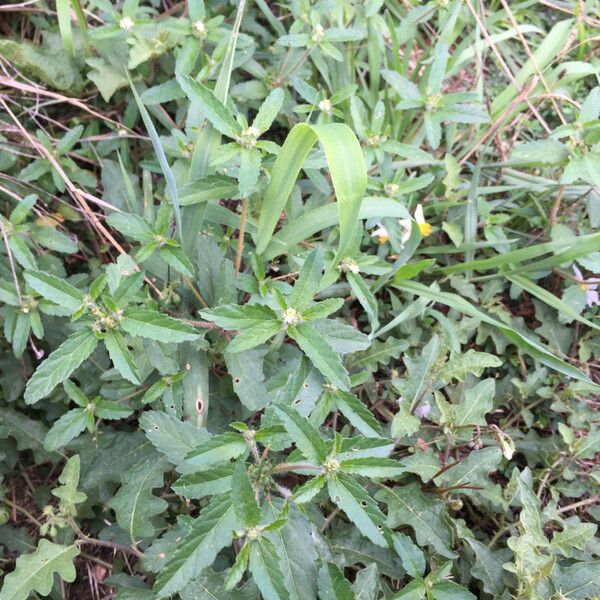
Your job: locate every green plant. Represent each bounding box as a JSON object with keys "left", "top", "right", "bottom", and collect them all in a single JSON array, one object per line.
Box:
[{"left": 1, "top": 1, "right": 600, "bottom": 599}]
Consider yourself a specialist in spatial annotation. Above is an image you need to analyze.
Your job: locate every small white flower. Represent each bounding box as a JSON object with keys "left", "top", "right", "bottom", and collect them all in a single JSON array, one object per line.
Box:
[
  {"left": 399, "top": 203, "right": 432, "bottom": 244},
  {"left": 384, "top": 182, "right": 400, "bottom": 196},
  {"left": 281, "top": 307, "right": 302, "bottom": 326},
  {"left": 399, "top": 217, "right": 411, "bottom": 244},
  {"left": 322, "top": 457, "right": 340, "bottom": 474},
  {"left": 318, "top": 98, "right": 332, "bottom": 114},
  {"left": 246, "top": 125, "right": 260, "bottom": 138},
  {"left": 119, "top": 16, "right": 134, "bottom": 31},
  {"left": 238, "top": 126, "right": 260, "bottom": 148},
  {"left": 414, "top": 204, "right": 432, "bottom": 236},
  {"left": 312, "top": 24, "right": 325, "bottom": 43},
  {"left": 193, "top": 20, "right": 206, "bottom": 34},
  {"left": 573, "top": 265, "right": 600, "bottom": 308},
  {"left": 339, "top": 257, "right": 359, "bottom": 274},
  {"left": 371, "top": 223, "right": 389, "bottom": 244}
]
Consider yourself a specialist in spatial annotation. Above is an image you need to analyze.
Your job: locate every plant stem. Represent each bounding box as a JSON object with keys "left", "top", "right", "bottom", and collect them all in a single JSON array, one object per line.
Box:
[
  {"left": 70, "top": 519, "right": 143, "bottom": 558},
  {"left": 80, "top": 551, "right": 114, "bottom": 570},
  {"left": 556, "top": 494, "right": 600, "bottom": 514},
  {"left": 183, "top": 275, "right": 208, "bottom": 307},
  {"left": 272, "top": 462, "right": 323, "bottom": 474},
  {"left": 1, "top": 497, "right": 42, "bottom": 528},
  {"left": 0, "top": 218, "right": 22, "bottom": 304},
  {"left": 235, "top": 197, "right": 249, "bottom": 279},
  {"left": 284, "top": 46, "right": 313, "bottom": 80}
]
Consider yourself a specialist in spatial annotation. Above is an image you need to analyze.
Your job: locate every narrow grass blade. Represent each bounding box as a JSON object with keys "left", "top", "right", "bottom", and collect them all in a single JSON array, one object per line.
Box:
[
  {"left": 438, "top": 233, "right": 600, "bottom": 275},
  {"left": 128, "top": 77, "right": 182, "bottom": 242},
  {"left": 393, "top": 280, "right": 596, "bottom": 386},
  {"left": 56, "top": 0, "right": 73, "bottom": 56},
  {"left": 507, "top": 274, "right": 600, "bottom": 332},
  {"left": 255, "top": 123, "right": 366, "bottom": 260}
]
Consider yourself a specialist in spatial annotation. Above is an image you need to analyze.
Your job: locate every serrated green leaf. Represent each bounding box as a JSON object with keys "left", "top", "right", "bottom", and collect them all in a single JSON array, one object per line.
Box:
[
  {"left": 289, "top": 248, "right": 324, "bottom": 311},
  {"left": 353, "top": 563, "right": 379, "bottom": 600},
  {"left": 63, "top": 379, "right": 87, "bottom": 406},
  {"left": 354, "top": 336, "right": 408, "bottom": 372},
  {"left": 465, "top": 538, "right": 505, "bottom": 596},
  {"left": 377, "top": 483, "right": 457, "bottom": 558},
  {"left": 274, "top": 403, "right": 328, "bottom": 465},
  {"left": 184, "top": 432, "right": 247, "bottom": 469},
  {"left": 113, "top": 270, "right": 145, "bottom": 308},
  {"left": 24, "top": 328, "right": 99, "bottom": 404},
  {"left": 154, "top": 495, "right": 240, "bottom": 597},
  {"left": 121, "top": 307, "right": 199, "bottom": 342},
  {"left": 178, "top": 76, "right": 241, "bottom": 138},
  {"left": 292, "top": 474, "right": 326, "bottom": 504},
  {"left": 434, "top": 447, "right": 501, "bottom": 494},
  {"left": 159, "top": 245, "right": 195, "bottom": 278},
  {"left": 335, "top": 391, "right": 383, "bottom": 438},
  {"left": 302, "top": 298, "right": 345, "bottom": 322},
  {"left": 140, "top": 410, "right": 208, "bottom": 465},
  {"left": 311, "top": 320, "right": 371, "bottom": 354},
  {"left": 393, "top": 532, "right": 425, "bottom": 578},
  {"left": 431, "top": 580, "right": 477, "bottom": 600},
  {"left": 248, "top": 537, "right": 289, "bottom": 600},
  {"left": 180, "top": 569, "right": 259, "bottom": 600},
  {"left": 142, "top": 520, "right": 191, "bottom": 574},
  {"left": 44, "top": 408, "right": 87, "bottom": 451},
  {"left": 329, "top": 525, "right": 403, "bottom": 578},
  {"left": 328, "top": 472, "right": 388, "bottom": 547},
  {"left": 24, "top": 270, "right": 84, "bottom": 312},
  {"left": 173, "top": 464, "right": 234, "bottom": 499},
  {"left": 264, "top": 503, "right": 318, "bottom": 600},
  {"left": 253, "top": 87, "right": 284, "bottom": 132},
  {"left": 225, "top": 347, "right": 269, "bottom": 410},
  {"left": 239, "top": 147, "right": 261, "bottom": 197},
  {"left": 551, "top": 522, "right": 597, "bottom": 557},
  {"left": 339, "top": 457, "right": 404, "bottom": 479},
  {"left": 106, "top": 212, "right": 154, "bottom": 244},
  {"left": 104, "top": 328, "right": 141, "bottom": 384},
  {"left": 317, "top": 562, "right": 355, "bottom": 600},
  {"left": 398, "top": 449, "right": 440, "bottom": 483},
  {"left": 95, "top": 398, "right": 134, "bottom": 420},
  {"left": 288, "top": 323, "right": 350, "bottom": 391},
  {"left": 551, "top": 560, "right": 600, "bottom": 599},
  {"left": 224, "top": 542, "right": 250, "bottom": 590},
  {"left": 201, "top": 303, "right": 279, "bottom": 330},
  {"left": 347, "top": 272, "right": 378, "bottom": 329},
  {"left": 516, "top": 470, "right": 548, "bottom": 548},
  {"left": 397, "top": 335, "right": 440, "bottom": 408},
  {"left": 32, "top": 225, "right": 78, "bottom": 254},
  {"left": 227, "top": 319, "right": 282, "bottom": 353},
  {"left": 0, "top": 408, "right": 49, "bottom": 457},
  {"left": 232, "top": 461, "right": 261, "bottom": 527}
]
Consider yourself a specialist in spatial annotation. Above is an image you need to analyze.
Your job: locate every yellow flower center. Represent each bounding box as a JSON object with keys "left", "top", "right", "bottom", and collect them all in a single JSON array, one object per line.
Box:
[
  {"left": 378, "top": 234, "right": 389, "bottom": 244},
  {"left": 580, "top": 283, "right": 589, "bottom": 291},
  {"left": 419, "top": 222, "right": 432, "bottom": 236}
]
